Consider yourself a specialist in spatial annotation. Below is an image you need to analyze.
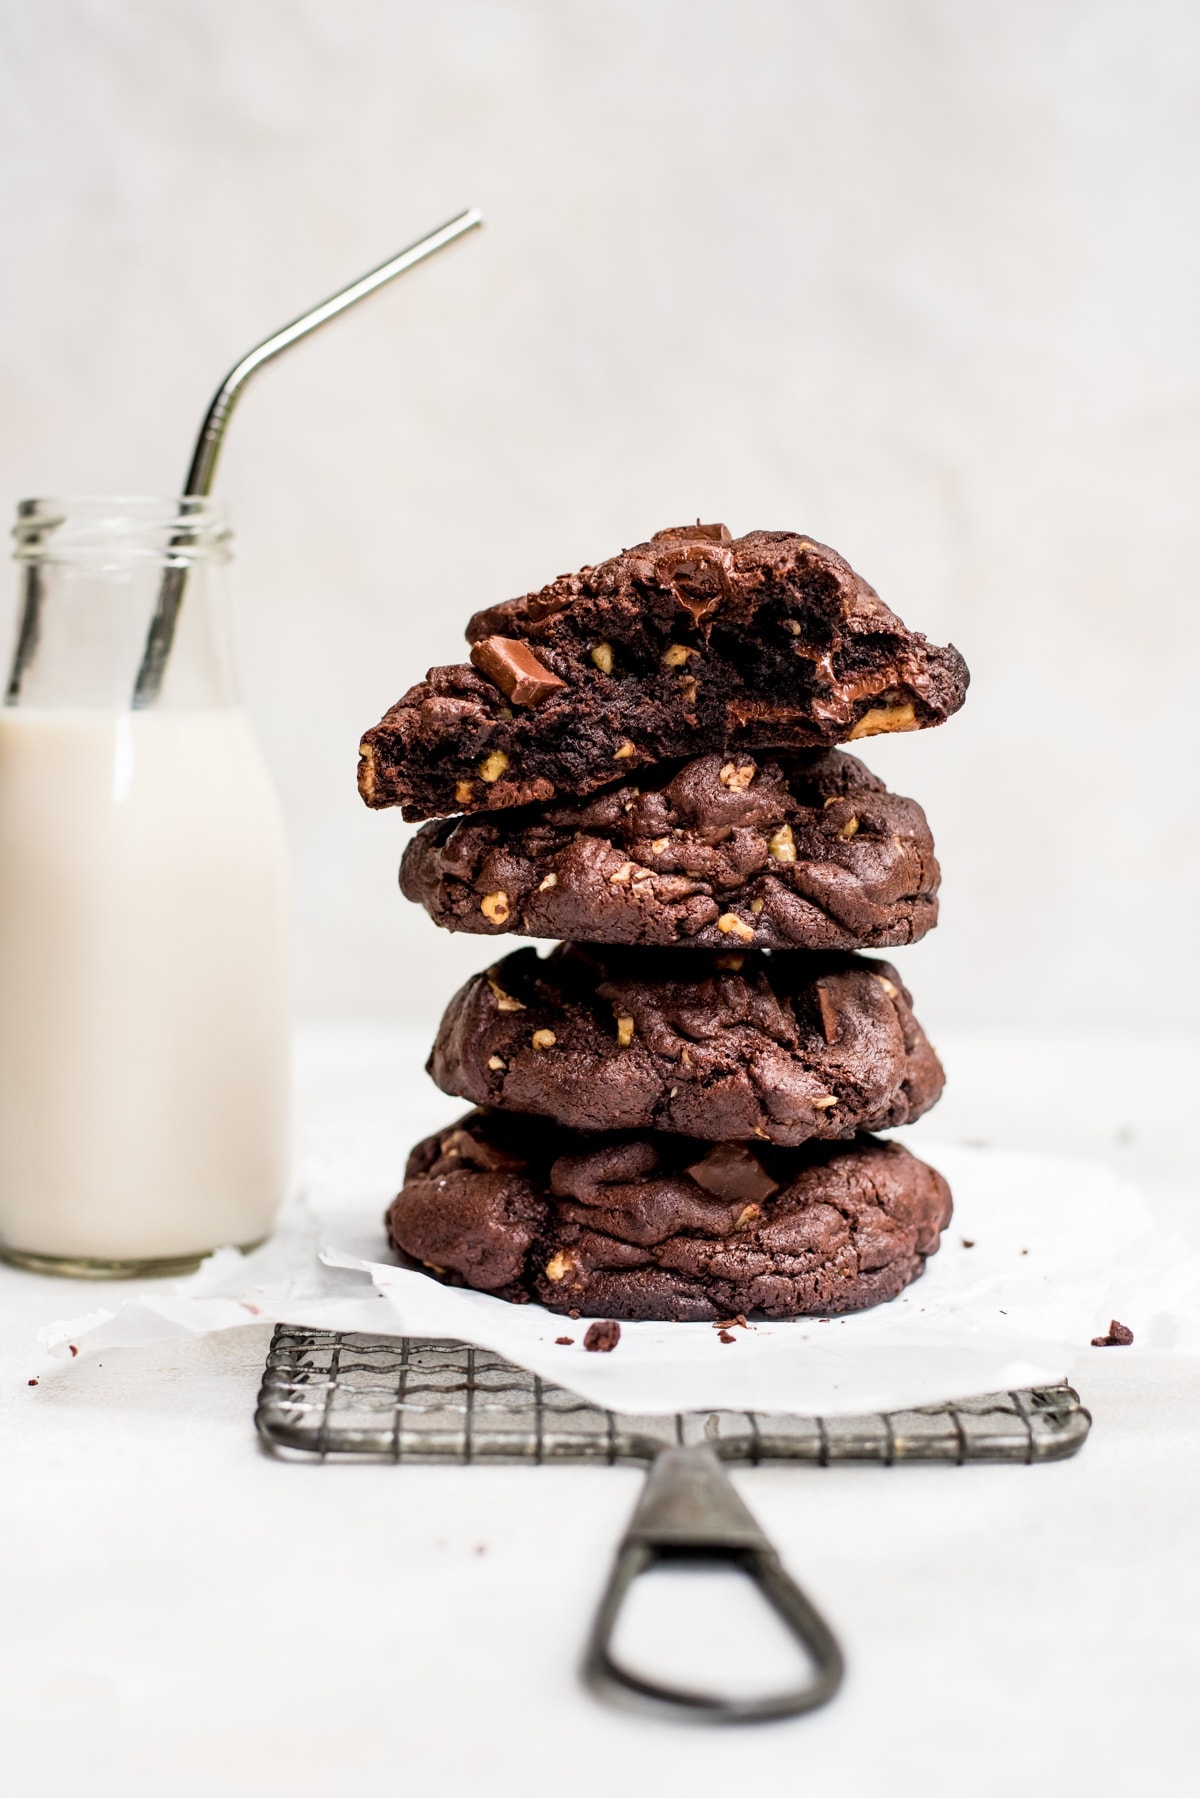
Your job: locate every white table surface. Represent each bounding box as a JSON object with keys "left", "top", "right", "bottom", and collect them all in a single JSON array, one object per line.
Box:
[{"left": 3, "top": 1023, "right": 1199, "bottom": 1798}]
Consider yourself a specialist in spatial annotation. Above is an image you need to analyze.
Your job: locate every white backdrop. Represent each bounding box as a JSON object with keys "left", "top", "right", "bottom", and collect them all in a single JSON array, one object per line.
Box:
[{"left": 1, "top": 0, "right": 1196, "bottom": 1031}]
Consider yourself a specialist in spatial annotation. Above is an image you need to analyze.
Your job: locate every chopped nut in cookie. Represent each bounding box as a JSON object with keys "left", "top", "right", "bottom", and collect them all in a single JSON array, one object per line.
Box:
[
  {"left": 768, "top": 824, "right": 796, "bottom": 863},
  {"left": 479, "top": 890, "right": 510, "bottom": 925},
  {"left": 478, "top": 750, "right": 510, "bottom": 783},
  {"left": 486, "top": 969, "right": 525, "bottom": 1011}
]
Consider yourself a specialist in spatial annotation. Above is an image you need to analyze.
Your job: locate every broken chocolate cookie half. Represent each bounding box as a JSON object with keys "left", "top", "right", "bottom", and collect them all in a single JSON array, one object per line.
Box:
[{"left": 358, "top": 524, "right": 969, "bottom": 821}]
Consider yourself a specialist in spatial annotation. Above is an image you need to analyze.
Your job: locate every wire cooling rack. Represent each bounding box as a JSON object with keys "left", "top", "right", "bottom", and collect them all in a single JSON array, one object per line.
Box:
[{"left": 255, "top": 1325, "right": 1091, "bottom": 1466}]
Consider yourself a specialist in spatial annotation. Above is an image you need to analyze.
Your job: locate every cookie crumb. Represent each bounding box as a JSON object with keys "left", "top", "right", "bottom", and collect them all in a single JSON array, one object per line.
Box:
[
  {"left": 69, "top": 1344, "right": 79, "bottom": 1357},
  {"left": 1091, "top": 1319, "right": 1134, "bottom": 1347},
  {"left": 27, "top": 1377, "right": 38, "bottom": 1387},
  {"left": 568, "top": 1308, "right": 581, "bottom": 1320},
  {"left": 718, "top": 1330, "right": 736, "bottom": 1344},
  {"left": 960, "top": 1238, "right": 975, "bottom": 1249},
  {"left": 554, "top": 1336, "right": 574, "bottom": 1346},
  {"left": 584, "top": 1319, "right": 621, "bottom": 1353}
]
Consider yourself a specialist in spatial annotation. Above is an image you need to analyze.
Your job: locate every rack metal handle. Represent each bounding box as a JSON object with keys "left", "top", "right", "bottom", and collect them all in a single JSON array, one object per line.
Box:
[{"left": 584, "top": 1445, "right": 844, "bottom": 1724}]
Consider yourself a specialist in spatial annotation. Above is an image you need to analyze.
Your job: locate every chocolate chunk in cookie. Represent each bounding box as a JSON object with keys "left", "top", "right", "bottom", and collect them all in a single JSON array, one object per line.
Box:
[
  {"left": 428, "top": 943, "right": 944, "bottom": 1145},
  {"left": 359, "top": 526, "right": 969, "bottom": 819},
  {"left": 386, "top": 1109, "right": 953, "bottom": 1321},
  {"left": 400, "top": 748, "right": 939, "bottom": 950}
]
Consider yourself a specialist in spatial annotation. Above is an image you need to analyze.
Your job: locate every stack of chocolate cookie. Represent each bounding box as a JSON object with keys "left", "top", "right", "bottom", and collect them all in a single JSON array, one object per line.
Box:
[{"left": 359, "top": 525, "right": 968, "bottom": 1323}]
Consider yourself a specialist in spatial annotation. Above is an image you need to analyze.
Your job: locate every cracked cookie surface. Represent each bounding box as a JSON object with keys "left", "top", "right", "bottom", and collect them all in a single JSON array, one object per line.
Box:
[
  {"left": 386, "top": 1109, "right": 952, "bottom": 1320},
  {"left": 428, "top": 943, "right": 944, "bottom": 1145},
  {"left": 359, "top": 524, "right": 969, "bottom": 820},
  {"left": 401, "top": 748, "right": 939, "bottom": 950}
]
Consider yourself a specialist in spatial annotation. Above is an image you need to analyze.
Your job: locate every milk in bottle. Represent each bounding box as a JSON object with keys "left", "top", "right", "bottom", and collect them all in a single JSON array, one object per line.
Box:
[{"left": 0, "top": 498, "right": 290, "bottom": 1273}]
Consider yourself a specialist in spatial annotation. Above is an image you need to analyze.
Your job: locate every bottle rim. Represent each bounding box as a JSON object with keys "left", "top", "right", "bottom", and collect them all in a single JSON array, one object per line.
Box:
[{"left": 12, "top": 496, "right": 231, "bottom": 565}]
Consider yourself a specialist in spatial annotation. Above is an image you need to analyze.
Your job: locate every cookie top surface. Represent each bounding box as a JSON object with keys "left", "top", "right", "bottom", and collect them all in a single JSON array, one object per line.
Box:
[
  {"left": 359, "top": 525, "right": 969, "bottom": 820},
  {"left": 387, "top": 1108, "right": 953, "bottom": 1321},
  {"left": 400, "top": 748, "right": 939, "bottom": 951},
  {"left": 428, "top": 943, "right": 944, "bottom": 1146}
]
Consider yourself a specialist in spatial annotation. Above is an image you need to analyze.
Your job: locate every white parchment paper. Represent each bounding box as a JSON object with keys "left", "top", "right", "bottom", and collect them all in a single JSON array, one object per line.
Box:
[{"left": 38, "top": 1143, "right": 1200, "bottom": 1415}]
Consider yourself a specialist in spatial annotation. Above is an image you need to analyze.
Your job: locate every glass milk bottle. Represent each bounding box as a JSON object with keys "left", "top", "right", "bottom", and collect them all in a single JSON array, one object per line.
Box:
[{"left": 0, "top": 497, "right": 290, "bottom": 1274}]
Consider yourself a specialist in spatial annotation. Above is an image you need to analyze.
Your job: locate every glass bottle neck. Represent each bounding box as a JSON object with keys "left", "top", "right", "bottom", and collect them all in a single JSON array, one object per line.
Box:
[{"left": 5, "top": 497, "right": 239, "bottom": 712}]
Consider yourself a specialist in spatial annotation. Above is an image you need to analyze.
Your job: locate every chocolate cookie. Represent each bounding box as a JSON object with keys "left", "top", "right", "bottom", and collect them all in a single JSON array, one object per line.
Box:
[
  {"left": 400, "top": 749, "right": 939, "bottom": 950},
  {"left": 359, "top": 525, "right": 969, "bottom": 820},
  {"left": 428, "top": 944, "right": 944, "bottom": 1145},
  {"left": 386, "top": 1109, "right": 953, "bottom": 1320}
]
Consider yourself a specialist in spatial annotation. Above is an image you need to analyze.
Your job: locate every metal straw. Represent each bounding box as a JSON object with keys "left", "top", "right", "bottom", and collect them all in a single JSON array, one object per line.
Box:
[
  {"left": 129, "top": 207, "right": 483, "bottom": 707},
  {"left": 5, "top": 561, "right": 45, "bottom": 703}
]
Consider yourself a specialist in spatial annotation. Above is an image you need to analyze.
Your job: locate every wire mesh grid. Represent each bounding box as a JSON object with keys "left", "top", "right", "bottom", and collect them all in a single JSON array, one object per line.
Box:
[{"left": 255, "top": 1325, "right": 1091, "bottom": 1466}]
